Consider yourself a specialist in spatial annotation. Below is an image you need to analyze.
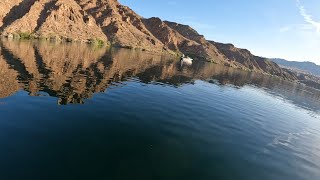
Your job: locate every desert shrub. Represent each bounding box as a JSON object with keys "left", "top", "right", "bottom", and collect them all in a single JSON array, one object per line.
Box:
[{"left": 89, "top": 38, "right": 105, "bottom": 47}]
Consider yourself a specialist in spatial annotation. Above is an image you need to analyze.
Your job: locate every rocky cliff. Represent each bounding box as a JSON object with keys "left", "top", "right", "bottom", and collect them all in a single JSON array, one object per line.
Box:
[
  {"left": 0, "top": 0, "right": 297, "bottom": 79},
  {"left": 210, "top": 41, "right": 298, "bottom": 80}
]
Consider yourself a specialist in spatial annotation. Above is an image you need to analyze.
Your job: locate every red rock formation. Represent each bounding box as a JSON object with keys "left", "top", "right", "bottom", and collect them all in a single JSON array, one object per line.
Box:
[
  {"left": 210, "top": 41, "right": 298, "bottom": 80},
  {"left": 0, "top": 0, "right": 298, "bottom": 78}
]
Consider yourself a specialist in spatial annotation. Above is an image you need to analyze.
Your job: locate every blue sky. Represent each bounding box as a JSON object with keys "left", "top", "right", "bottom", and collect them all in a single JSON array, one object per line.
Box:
[{"left": 120, "top": 0, "right": 320, "bottom": 64}]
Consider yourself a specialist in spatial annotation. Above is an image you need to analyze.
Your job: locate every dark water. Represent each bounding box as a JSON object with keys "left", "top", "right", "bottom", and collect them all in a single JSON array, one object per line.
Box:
[{"left": 0, "top": 40, "right": 320, "bottom": 180}]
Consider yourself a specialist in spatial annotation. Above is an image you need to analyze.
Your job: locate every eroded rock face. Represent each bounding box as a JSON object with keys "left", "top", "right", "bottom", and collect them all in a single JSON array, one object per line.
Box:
[
  {"left": 210, "top": 41, "right": 298, "bottom": 80},
  {"left": 162, "top": 20, "right": 229, "bottom": 64},
  {"left": 77, "top": 0, "right": 165, "bottom": 52},
  {"left": 0, "top": 0, "right": 298, "bottom": 78},
  {"left": 0, "top": 0, "right": 107, "bottom": 42},
  {"left": 0, "top": 0, "right": 24, "bottom": 27}
]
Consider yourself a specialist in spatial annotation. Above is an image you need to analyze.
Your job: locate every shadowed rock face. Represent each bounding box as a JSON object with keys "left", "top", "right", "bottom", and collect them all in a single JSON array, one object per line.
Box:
[
  {"left": 0, "top": 0, "right": 300, "bottom": 79},
  {"left": 77, "top": 0, "right": 165, "bottom": 52},
  {"left": 0, "top": 40, "right": 319, "bottom": 107},
  {"left": 0, "top": 0, "right": 107, "bottom": 42}
]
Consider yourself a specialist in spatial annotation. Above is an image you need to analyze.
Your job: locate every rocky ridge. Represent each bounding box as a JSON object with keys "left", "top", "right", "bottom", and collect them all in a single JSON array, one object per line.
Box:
[{"left": 0, "top": 0, "right": 297, "bottom": 79}]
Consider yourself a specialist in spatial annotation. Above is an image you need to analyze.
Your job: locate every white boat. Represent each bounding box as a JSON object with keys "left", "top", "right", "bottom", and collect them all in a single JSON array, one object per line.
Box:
[{"left": 180, "top": 54, "right": 193, "bottom": 65}]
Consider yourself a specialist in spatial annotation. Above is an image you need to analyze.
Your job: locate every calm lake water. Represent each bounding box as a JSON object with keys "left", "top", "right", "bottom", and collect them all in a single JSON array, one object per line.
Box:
[{"left": 0, "top": 40, "right": 320, "bottom": 180}]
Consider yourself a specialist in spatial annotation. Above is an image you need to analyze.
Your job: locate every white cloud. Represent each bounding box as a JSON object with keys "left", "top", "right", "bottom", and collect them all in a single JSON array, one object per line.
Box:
[
  {"left": 279, "top": 23, "right": 314, "bottom": 33},
  {"left": 296, "top": 0, "right": 320, "bottom": 33}
]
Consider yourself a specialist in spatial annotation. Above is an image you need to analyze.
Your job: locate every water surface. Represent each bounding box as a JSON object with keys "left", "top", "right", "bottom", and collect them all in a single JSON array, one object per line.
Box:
[{"left": 0, "top": 40, "right": 320, "bottom": 180}]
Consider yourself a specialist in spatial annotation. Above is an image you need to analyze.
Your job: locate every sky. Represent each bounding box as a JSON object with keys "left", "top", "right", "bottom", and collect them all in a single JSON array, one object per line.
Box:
[{"left": 119, "top": 0, "right": 320, "bottom": 64}]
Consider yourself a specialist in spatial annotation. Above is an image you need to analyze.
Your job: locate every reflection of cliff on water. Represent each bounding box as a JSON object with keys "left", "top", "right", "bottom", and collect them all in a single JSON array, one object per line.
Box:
[
  {"left": 0, "top": 39, "right": 319, "bottom": 111},
  {"left": 0, "top": 39, "right": 175, "bottom": 104}
]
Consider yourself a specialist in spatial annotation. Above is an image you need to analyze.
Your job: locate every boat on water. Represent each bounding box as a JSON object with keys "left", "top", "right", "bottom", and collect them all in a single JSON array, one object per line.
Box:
[{"left": 180, "top": 54, "right": 193, "bottom": 65}]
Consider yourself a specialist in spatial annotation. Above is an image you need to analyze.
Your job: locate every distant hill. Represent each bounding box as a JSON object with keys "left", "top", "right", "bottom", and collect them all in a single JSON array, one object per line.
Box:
[{"left": 271, "top": 58, "right": 320, "bottom": 76}]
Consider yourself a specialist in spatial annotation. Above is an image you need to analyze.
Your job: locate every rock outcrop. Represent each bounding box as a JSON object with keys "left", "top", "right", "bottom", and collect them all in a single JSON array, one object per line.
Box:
[
  {"left": 210, "top": 41, "right": 298, "bottom": 80},
  {"left": 77, "top": 0, "right": 165, "bottom": 51},
  {"left": 163, "top": 20, "right": 227, "bottom": 63},
  {"left": 0, "top": 0, "right": 297, "bottom": 79},
  {"left": 0, "top": 0, "right": 107, "bottom": 42}
]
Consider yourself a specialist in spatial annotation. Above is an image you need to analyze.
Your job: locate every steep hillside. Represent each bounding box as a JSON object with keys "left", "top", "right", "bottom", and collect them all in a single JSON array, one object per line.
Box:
[
  {"left": 163, "top": 20, "right": 233, "bottom": 64},
  {"left": 209, "top": 41, "right": 297, "bottom": 80},
  {"left": 0, "top": 0, "right": 107, "bottom": 42},
  {"left": 0, "top": 0, "right": 298, "bottom": 80},
  {"left": 77, "top": 0, "right": 166, "bottom": 51}
]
